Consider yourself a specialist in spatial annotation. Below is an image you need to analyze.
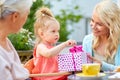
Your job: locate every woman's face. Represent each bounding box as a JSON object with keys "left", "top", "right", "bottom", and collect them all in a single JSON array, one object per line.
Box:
[
  {"left": 90, "top": 12, "right": 109, "bottom": 37},
  {"left": 10, "top": 10, "right": 30, "bottom": 33}
]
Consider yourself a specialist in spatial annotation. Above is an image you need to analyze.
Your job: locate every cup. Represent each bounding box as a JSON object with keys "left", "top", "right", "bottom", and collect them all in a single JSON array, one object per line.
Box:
[{"left": 82, "top": 63, "right": 100, "bottom": 76}]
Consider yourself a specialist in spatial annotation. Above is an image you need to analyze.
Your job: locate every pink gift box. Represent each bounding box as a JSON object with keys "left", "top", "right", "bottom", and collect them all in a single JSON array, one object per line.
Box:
[{"left": 58, "top": 45, "right": 90, "bottom": 71}]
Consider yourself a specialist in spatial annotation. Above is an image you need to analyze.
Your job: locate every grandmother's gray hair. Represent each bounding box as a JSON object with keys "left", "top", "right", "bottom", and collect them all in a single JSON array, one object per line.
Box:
[{"left": 0, "top": 0, "right": 33, "bottom": 19}]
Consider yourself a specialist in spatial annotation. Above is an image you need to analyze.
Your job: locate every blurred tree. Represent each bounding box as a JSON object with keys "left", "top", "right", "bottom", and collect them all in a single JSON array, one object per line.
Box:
[
  {"left": 24, "top": 0, "right": 52, "bottom": 32},
  {"left": 56, "top": 5, "right": 82, "bottom": 41},
  {"left": 24, "top": 0, "right": 82, "bottom": 42},
  {"left": 24, "top": 0, "right": 44, "bottom": 32},
  {"left": 9, "top": 0, "right": 82, "bottom": 50}
]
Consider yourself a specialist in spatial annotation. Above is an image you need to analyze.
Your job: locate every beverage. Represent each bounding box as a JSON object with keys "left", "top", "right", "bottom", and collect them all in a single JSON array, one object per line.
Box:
[{"left": 82, "top": 63, "right": 100, "bottom": 76}]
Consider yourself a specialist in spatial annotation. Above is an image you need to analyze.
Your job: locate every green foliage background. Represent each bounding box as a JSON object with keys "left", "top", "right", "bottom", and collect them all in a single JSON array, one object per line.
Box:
[
  {"left": 24, "top": 0, "right": 82, "bottom": 41},
  {"left": 9, "top": 0, "right": 82, "bottom": 50}
]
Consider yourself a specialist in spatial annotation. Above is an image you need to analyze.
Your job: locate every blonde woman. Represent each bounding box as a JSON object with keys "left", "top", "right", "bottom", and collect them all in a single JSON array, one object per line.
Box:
[
  {"left": 0, "top": 0, "right": 33, "bottom": 79},
  {"left": 82, "top": 0, "right": 120, "bottom": 71}
]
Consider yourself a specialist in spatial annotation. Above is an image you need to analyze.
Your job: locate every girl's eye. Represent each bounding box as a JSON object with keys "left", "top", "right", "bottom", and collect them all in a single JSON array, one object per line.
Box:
[{"left": 52, "top": 30, "right": 55, "bottom": 33}]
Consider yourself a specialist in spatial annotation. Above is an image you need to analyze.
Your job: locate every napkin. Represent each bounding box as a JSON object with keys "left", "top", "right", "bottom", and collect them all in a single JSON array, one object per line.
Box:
[{"left": 108, "top": 72, "right": 120, "bottom": 79}]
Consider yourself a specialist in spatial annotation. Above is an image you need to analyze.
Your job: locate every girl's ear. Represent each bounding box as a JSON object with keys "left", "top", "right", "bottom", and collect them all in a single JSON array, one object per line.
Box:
[
  {"left": 11, "top": 12, "right": 19, "bottom": 22},
  {"left": 38, "top": 29, "right": 43, "bottom": 37}
]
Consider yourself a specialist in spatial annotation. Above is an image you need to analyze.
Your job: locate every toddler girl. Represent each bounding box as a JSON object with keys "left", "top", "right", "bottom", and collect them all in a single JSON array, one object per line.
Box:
[{"left": 32, "top": 7, "right": 76, "bottom": 80}]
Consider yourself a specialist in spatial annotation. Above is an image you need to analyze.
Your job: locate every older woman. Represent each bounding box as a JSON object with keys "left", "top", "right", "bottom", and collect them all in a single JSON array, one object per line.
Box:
[
  {"left": 82, "top": 0, "right": 120, "bottom": 72},
  {"left": 0, "top": 0, "right": 33, "bottom": 80}
]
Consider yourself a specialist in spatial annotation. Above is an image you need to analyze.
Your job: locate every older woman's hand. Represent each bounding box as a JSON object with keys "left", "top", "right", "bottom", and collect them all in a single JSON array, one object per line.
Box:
[{"left": 87, "top": 54, "right": 102, "bottom": 65}]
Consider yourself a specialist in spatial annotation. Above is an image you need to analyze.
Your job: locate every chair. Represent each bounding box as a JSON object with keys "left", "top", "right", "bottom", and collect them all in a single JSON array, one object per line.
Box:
[
  {"left": 24, "top": 58, "right": 34, "bottom": 74},
  {"left": 24, "top": 58, "right": 72, "bottom": 77}
]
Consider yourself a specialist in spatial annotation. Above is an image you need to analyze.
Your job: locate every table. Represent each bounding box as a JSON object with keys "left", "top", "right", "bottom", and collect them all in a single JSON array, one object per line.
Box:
[{"left": 67, "top": 73, "right": 109, "bottom": 80}]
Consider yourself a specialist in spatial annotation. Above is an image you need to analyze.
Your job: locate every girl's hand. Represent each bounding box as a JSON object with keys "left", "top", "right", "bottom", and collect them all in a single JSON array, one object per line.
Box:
[
  {"left": 65, "top": 40, "right": 76, "bottom": 47},
  {"left": 87, "top": 54, "right": 102, "bottom": 65}
]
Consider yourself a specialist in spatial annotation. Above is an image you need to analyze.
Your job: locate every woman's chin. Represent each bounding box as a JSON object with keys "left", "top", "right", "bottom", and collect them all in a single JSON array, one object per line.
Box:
[{"left": 93, "top": 33, "right": 100, "bottom": 37}]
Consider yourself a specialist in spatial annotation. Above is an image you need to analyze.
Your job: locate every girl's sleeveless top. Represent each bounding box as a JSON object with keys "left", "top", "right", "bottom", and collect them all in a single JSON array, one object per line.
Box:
[{"left": 32, "top": 47, "right": 67, "bottom": 80}]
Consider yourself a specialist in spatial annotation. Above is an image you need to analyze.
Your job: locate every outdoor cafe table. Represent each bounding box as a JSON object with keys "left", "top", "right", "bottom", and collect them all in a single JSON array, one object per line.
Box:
[
  {"left": 29, "top": 71, "right": 120, "bottom": 80},
  {"left": 67, "top": 72, "right": 114, "bottom": 80}
]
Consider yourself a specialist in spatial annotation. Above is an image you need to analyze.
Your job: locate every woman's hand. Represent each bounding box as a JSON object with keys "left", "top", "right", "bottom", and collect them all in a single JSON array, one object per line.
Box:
[
  {"left": 87, "top": 54, "right": 102, "bottom": 65},
  {"left": 114, "top": 66, "right": 120, "bottom": 72}
]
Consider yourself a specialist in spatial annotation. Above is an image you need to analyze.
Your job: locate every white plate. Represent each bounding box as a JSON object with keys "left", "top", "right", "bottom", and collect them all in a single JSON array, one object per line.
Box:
[
  {"left": 108, "top": 73, "right": 120, "bottom": 80},
  {"left": 76, "top": 73, "right": 106, "bottom": 80},
  {"left": 76, "top": 73, "right": 106, "bottom": 78},
  {"left": 108, "top": 78, "right": 120, "bottom": 80}
]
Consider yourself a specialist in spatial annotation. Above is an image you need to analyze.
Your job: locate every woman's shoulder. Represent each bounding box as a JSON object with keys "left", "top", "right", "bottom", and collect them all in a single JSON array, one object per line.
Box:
[
  {"left": 117, "top": 44, "right": 120, "bottom": 54},
  {"left": 84, "top": 33, "right": 93, "bottom": 39},
  {"left": 83, "top": 33, "right": 93, "bottom": 42}
]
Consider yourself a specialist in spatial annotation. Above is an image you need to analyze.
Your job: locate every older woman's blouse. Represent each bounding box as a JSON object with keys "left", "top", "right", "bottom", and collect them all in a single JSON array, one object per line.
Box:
[{"left": 0, "top": 39, "right": 29, "bottom": 80}]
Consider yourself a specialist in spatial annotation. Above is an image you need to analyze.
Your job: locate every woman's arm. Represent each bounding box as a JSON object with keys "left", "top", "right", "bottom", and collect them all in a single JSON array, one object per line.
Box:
[
  {"left": 82, "top": 34, "right": 93, "bottom": 55},
  {"left": 0, "top": 55, "right": 13, "bottom": 80},
  {"left": 87, "top": 54, "right": 118, "bottom": 71},
  {"left": 101, "top": 61, "right": 117, "bottom": 71}
]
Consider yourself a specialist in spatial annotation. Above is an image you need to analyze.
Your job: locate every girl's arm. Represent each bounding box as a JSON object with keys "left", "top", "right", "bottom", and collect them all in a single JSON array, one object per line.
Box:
[{"left": 37, "top": 40, "right": 76, "bottom": 57}]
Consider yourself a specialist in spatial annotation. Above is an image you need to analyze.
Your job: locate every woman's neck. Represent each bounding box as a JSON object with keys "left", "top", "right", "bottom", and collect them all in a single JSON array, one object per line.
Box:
[
  {"left": 0, "top": 38, "right": 11, "bottom": 51},
  {"left": 0, "top": 32, "right": 12, "bottom": 51},
  {"left": 0, "top": 32, "right": 7, "bottom": 41},
  {"left": 99, "top": 35, "right": 108, "bottom": 43}
]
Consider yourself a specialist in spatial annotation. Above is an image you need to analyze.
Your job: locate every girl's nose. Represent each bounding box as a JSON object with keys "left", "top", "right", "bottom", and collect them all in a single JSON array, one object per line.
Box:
[{"left": 56, "top": 32, "right": 59, "bottom": 36}]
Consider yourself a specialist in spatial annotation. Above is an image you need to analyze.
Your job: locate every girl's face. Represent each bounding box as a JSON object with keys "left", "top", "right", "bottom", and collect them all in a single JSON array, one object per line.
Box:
[
  {"left": 41, "top": 20, "right": 60, "bottom": 45},
  {"left": 90, "top": 12, "right": 109, "bottom": 37}
]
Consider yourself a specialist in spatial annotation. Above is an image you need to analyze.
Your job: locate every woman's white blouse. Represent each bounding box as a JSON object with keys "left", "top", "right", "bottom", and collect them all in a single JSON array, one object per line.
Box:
[{"left": 0, "top": 39, "right": 29, "bottom": 80}]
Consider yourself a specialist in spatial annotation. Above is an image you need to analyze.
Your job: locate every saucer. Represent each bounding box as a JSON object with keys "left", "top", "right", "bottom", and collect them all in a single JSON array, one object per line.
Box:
[
  {"left": 76, "top": 73, "right": 106, "bottom": 78},
  {"left": 108, "top": 72, "right": 120, "bottom": 80},
  {"left": 108, "top": 78, "right": 120, "bottom": 80}
]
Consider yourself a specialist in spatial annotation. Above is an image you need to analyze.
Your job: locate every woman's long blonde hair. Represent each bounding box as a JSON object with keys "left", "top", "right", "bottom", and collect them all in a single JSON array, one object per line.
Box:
[
  {"left": 92, "top": 0, "right": 120, "bottom": 59},
  {"left": 34, "top": 7, "right": 57, "bottom": 46}
]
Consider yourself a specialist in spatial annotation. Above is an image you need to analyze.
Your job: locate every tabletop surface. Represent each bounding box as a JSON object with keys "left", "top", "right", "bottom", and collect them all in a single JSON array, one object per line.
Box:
[{"left": 67, "top": 72, "right": 119, "bottom": 80}]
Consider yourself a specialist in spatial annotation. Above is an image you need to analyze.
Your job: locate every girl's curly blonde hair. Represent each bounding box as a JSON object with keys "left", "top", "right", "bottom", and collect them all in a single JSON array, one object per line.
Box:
[{"left": 34, "top": 7, "right": 58, "bottom": 46}]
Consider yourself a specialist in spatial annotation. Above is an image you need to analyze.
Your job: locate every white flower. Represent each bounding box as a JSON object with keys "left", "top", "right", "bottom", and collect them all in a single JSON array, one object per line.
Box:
[
  {"left": 32, "top": 0, "right": 36, "bottom": 2},
  {"left": 0, "top": 0, "right": 5, "bottom": 6}
]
